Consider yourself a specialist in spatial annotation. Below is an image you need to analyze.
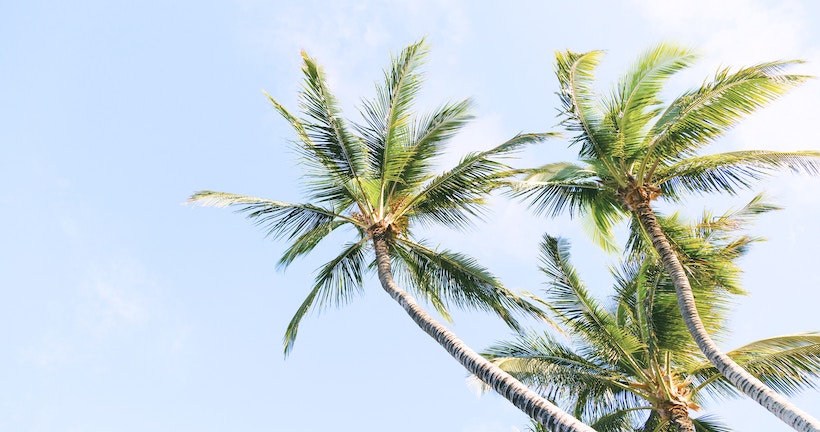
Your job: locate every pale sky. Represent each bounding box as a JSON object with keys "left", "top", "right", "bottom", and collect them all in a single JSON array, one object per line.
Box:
[{"left": 2, "top": 1, "right": 819, "bottom": 431}]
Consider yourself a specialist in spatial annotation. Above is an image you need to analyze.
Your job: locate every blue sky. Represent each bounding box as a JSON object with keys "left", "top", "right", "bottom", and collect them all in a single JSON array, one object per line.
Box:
[{"left": 2, "top": 0, "right": 820, "bottom": 431}]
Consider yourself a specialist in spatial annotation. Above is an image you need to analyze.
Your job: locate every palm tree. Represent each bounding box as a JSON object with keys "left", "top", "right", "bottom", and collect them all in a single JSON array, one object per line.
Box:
[
  {"left": 484, "top": 201, "right": 820, "bottom": 432},
  {"left": 512, "top": 43, "right": 820, "bottom": 431},
  {"left": 189, "top": 40, "right": 596, "bottom": 432}
]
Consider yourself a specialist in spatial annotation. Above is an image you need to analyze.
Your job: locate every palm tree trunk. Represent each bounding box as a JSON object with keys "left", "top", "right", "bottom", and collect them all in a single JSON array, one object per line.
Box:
[
  {"left": 634, "top": 200, "right": 820, "bottom": 432},
  {"left": 664, "top": 401, "right": 695, "bottom": 432},
  {"left": 372, "top": 234, "right": 596, "bottom": 432}
]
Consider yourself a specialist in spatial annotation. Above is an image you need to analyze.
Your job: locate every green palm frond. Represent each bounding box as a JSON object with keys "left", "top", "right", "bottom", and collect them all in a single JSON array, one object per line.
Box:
[
  {"left": 387, "top": 242, "right": 453, "bottom": 322},
  {"left": 510, "top": 161, "right": 625, "bottom": 252},
  {"left": 691, "top": 415, "right": 732, "bottom": 432},
  {"left": 626, "top": 194, "right": 774, "bottom": 263},
  {"left": 691, "top": 193, "right": 780, "bottom": 238},
  {"left": 402, "top": 133, "right": 553, "bottom": 228},
  {"left": 589, "top": 407, "right": 647, "bottom": 432},
  {"left": 298, "top": 51, "right": 369, "bottom": 187},
  {"left": 621, "top": 209, "right": 760, "bottom": 347},
  {"left": 264, "top": 91, "right": 360, "bottom": 206},
  {"left": 555, "top": 50, "right": 617, "bottom": 165},
  {"left": 357, "top": 40, "right": 427, "bottom": 211},
  {"left": 584, "top": 189, "right": 625, "bottom": 253},
  {"left": 313, "top": 238, "right": 370, "bottom": 306},
  {"left": 485, "top": 333, "right": 634, "bottom": 397},
  {"left": 656, "top": 150, "right": 820, "bottom": 198},
  {"left": 484, "top": 333, "right": 643, "bottom": 423},
  {"left": 187, "top": 191, "right": 358, "bottom": 239},
  {"left": 511, "top": 162, "right": 610, "bottom": 218},
  {"left": 692, "top": 334, "right": 820, "bottom": 398},
  {"left": 394, "top": 238, "right": 546, "bottom": 330},
  {"left": 539, "top": 235, "right": 646, "bottom": 364},
  {"left": 609, "top": 43, "right": 696, "bottom": 161},
  {"left": 282, "top": 283, "right": 322, "bottom": 356},
  {"left": 277, "top": 220, "right": 351, "bottom": 270},
  {"left": 387, "top": 99, "right": 474, "bottom": 199},
  {"left": 613, "top": 256, "right": 713, "bottom": 367},
  {"left": 283, "top": 238, "right": 370, "bottom": 355},
  {"left": 646, "top": 60, "right": 809, "bottom": 163}
]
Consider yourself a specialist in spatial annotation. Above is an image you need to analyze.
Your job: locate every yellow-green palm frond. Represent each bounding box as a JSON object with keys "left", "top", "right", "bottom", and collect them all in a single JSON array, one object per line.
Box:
[
  {"left": 655, "top": 150, "right": 820, "bottom": 200},
  {"left": 607, "top": 43, "right": 697, "bottom": 163},
  {"left": 483, "top": 331, "right": 643, "bottom": 421},
  {"left": 539, "top": 235, "right": 646, "bottom": 364},
  {"left": 555, "top": 50, "right": 618, "bottom": 165},
  {"left": 690, "top": 333, "right": 820, "bottom": 399},
  {"left": 510, "top": 161, "right": 610, "bottom": 218},
  {"left": 646, "top": 60, "right": 810, "bottom": 164},
  {"left": 356, "top": 40, "right": 428, "bottom": 211},
  {"left": 386, "top": 98, "right": 475, "bottom": 201}
]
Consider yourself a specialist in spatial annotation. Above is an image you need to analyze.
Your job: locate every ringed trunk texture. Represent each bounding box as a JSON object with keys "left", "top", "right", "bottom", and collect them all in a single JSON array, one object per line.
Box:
[
  {"left": 634, "top": 200, "right": 820, "bottom": 432},
  {"left": 663, "top": 401, "right": 695, "bottom": 432},
  {"left": 372, "top": 235, "right": 596, "bottom": 432}
]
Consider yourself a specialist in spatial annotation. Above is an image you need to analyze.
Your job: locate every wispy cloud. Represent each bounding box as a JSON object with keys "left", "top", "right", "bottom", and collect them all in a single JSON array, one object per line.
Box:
[
  {"left": 79, "top": 260, "right": 153, "bottom": 337},
  {"left": 237, "top": 0, "right": 470, "bottom": 105},
  {"left": 20, "top": 258, "right": 157, "bottom": 367},
  {"left": 633, "top": 0, "right": 807, "bottom": 60}
]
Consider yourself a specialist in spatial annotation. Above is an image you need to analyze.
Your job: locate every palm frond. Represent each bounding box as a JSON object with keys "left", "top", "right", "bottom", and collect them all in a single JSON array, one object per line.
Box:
[
  {"left": 187, "top": 191, "right": 358, "bottom": 239},
  {"left": 510, "top": 162, "right": 611, "bottom": 217},
  {"left": 691, "top": 333, "right": 820, "bottom": 398},
  {"left": 388, "top": 242, "right": 454, "bottom": 322},
  {"left": 282, "top": 283, "right": 322, "bottom": 356},
  {"left": 512, "top": 160, "right": 625, "bottom": 250},
  {"left": 282, "top": 238, "right": 370, "bottom": 355},
  {"left": 610, "top": 43, "right": 697, "bottom": 162},
  {"left": 647, "top": 60, "right": 809, "bottom": 163},
  {"left": 264, "top": 91, "right": 352, "bottom": 205},
  {"left": 622, "top": 207, "right": 761, "bottom": 347},
  {"left": 277, "top": 220, "right": 350, "bottom": 269},
  {"left": 297, "top": 50, "right": 371, "bottom": 206},
  {"left": 386, "top": 99, "right": 474, "bottom": 200},
  {"left": 393, "top": 238, "right": 547, "bottom": 330},
  {"left": 356, "top": 40, "right": 427, "bottom": 212},
  {"left": 656, "top": 150, "right": 820, "bottom": 198},
  {"left": 555, "top": 50, "right": 617, "bottom": 164},
  {"left": 401, "top": 133, "right": 554, "bottom": 228},
  {"left": 611, "top": 259, "right": 683, "bottom": 363},
  {"left": 588, "top": 408, "right": 645, "bottom": 432},
  {"left": 691, "top": 415, "right": 732, "bottom": 432},
  {"left": 583, "top": 189, "right": 625, "bottom": 253},
  {"left": 539, "top": 235, "right": 645, "bottom": 364},
  {"left": 485, "top": 332, "right": 644, "bottom": 425}
]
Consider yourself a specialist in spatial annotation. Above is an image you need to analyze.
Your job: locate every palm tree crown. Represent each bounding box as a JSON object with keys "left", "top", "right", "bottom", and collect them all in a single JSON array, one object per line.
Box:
[
  {"left": 190, "top": 39, "right": 547, "bottom": 354},
  {"left": 516, "top": 43, "right": 819, "bottom": 250},
  {"left": 485, "top": 200, "right": 820, "bottom": 432},
  {"left": 189, "top": 39, "right": 601, "bottom": 432},
  {"left": 512, "top": 43, "right": 820, "bottom": 431}
]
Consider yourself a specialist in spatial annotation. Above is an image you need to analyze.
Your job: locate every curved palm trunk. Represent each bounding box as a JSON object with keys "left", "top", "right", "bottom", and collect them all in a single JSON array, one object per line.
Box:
[
  {"left": 634, "top": 200, "right": 820, "bottom": 432},
  {"left": 372, "top": 235, "right": 596, "bottom": 432}
]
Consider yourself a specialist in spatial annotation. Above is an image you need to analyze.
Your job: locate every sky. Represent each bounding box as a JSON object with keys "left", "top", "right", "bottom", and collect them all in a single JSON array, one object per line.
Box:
[{"left": 2, "top": 0, "right": 820, "bottom": 431}]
